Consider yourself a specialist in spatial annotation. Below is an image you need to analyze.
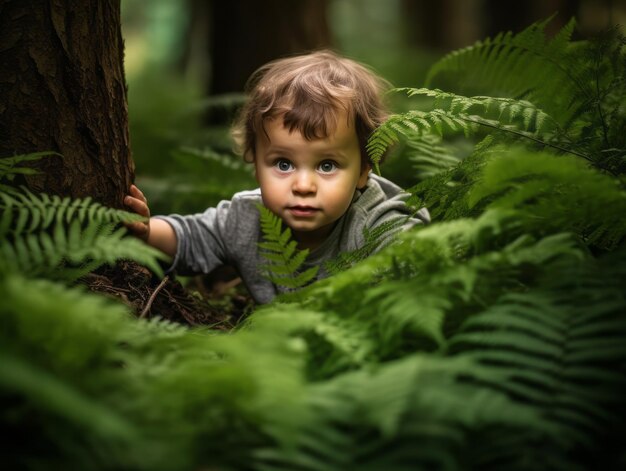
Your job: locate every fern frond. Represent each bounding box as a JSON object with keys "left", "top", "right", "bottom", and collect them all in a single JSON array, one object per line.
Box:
[
  {"left": 346, "top": 231, "right": 581, "bottom": 358},
  {"left": 367, "top": 108, "right": 476, "bottom": 171},
  {"left": 257, "top": 205, "right": 319, "bottom": 290},
  {"left": 574, "top": 27, "right": 626, "bottom": 173},
  {"left": 0, "top": 273, "right": 310, "bottom": 469},
  {"left": 325, "top": 217, "right": 408, "bottom": 275},
  {"left": 0, "top": 185, "right": 167, "bottom": 280},
  {"left": 400, "top": 88, "right": 558, "bottom": 132},
  {"left": 403, "top": 133, "right": 465, "bottom": 181},
  {"left": 0, "top": 188, "right": 145, "bottom": 236},
  {"left": 447, "top": 275, "right": 626, "bottom": 456},
  {"left": 367, "top": 89, "right": 568, "bottom": 171},
  {"left": 426, "top": 17, "right": 583, "bottom": 125},
  {"left": 0, "top": 350, "right": 138, "bottom": 437},
  {"left": 468, "top": 149, "right": 626, "bottom": 250},
  {"left": 401, "top": 135, "right": 500, "bottom": 222},
  {"left": 0, "top": 221, "right": 167, "bottom": 280},
  {"left": 425, "top": 19, "right": 626, "bottom": 175},
  {"left": 257, "top": 246, "right": 626, "bottom": 470},
  {"left": 245, "top": 305, "right": 376, "bottom": 379},
  {"left": 0, "top": 151, "right": 61, "bottom": 182},
  {"left": 0, "top": 152, "right": 62, "bottom": 197},
  {"left": 256, "top": 354, "right": 559, "bottom": 471}
]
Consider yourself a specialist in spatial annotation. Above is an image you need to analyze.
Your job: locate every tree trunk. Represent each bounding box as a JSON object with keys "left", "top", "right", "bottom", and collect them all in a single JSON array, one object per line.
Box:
[
  {"left": 401, "top": 0, "right": 583, "bottom": 52},
  {"left": 0, "top": 0, "right": 133, "bottom": 209},
  {"left": 207, "top": 0, "right": 332, "bottom": 95}
]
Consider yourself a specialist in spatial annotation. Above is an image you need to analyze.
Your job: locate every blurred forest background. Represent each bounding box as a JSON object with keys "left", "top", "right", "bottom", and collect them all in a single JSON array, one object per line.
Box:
[{"left": 122, "top": 0, "right": 625, "bottom": 215}]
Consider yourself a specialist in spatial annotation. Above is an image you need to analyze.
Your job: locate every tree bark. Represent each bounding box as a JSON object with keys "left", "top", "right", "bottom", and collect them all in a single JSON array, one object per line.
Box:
[{"left": 0, "top": 0, "right": 133, "bottom": 209}]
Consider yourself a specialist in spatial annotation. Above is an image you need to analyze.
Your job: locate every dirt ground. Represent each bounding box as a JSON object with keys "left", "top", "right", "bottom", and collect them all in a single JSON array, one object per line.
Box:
[{"left": 84, "top": 261, "right": 254, "bottom": 329}]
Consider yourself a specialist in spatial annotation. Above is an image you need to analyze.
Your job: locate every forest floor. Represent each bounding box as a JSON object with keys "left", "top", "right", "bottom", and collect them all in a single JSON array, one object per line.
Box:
[{"left": 84, "top": 261, "right": 254, "bottom": 329}]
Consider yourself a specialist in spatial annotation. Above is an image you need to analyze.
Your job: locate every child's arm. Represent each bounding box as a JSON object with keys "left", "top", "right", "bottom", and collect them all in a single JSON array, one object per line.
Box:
[{"left": 124, "top": 184, "right": 177, "bottom": 258}]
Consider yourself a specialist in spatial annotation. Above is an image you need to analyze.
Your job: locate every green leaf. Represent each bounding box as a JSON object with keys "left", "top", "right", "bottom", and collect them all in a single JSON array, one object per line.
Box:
[{"left": 256, "top": 204, "right": 319, "bottom": 290}]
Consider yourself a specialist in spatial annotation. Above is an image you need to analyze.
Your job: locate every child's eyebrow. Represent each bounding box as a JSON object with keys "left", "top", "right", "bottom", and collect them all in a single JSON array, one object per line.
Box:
[{"left": 319, "top": 150, "right": 348, "bottom": 159}]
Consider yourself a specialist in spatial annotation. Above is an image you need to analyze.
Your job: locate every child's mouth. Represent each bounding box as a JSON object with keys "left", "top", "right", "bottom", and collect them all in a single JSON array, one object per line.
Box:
[{"left": 288, "top": 206, "right": 319, "bottom": 217}]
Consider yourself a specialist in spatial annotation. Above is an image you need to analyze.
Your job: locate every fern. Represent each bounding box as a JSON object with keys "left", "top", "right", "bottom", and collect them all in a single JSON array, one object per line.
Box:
[
  {"left": 176, "top": 145, "right": 253, "bottom": 172},
  {"left": 293, "top": 208, "right": 582, "bottom": 361},
  {"left": 0, "top": 151, "right": 61, "bottom": 194},
  {"left": 0, "top": 152, "right": 169, "bottom": 281},
  {"left": 445, "top": 255, "right": 626, "bottom": 466},
  {"left": 0, "top": 190, "right": 167, "bottom": 280},
  {"left": 256, "top": 204, "right": 319, "bottom": 290},
  {"left": 325, "top": 217, "right": 408, "bottom": 275},
  {"left": 425, "top": 18, "right": 626, "bottom": 174},
  {"left": 574, "top": 26, "right": 626, "bottom": 168},
  {"left": 141, "top": 144, "right": 257, "bottom": 215},
  {"left": 255, "top": 354, "right": 561, "bottom": 471},
  {"left": 0, "top": 151, "right": 60, "bottom": 178},
  {"left": 0, "top": 273, "right": 310, "bottom": 470},
  {"left": 404, "top": 133, "right": 465, "bottom": 181},
  {"left": 468, "top": 148, "right": 626, "bottom": 250},
  {"left": 253, "top": 232, "right": 625, "bottom": 471},
  {"left": 0, "top": 220, "right": 167, "bottom": 280},
  {"left": 0, "top": 188, "right": 146, "bottom": 235},
  {"left": 244, "top": 304, "right": 376, "bottom": 380},
  {"left": 367, "top": 88, "right": 576, "bottom": 171},
  {"left": 399, "top": 88, "right": 557, "bottom": 132},
  {"left": 426, "top": 17, "right": 581, "bottom": 125},
  {"left": 402, "top": 135, "right": 499, "bottom": 222}
]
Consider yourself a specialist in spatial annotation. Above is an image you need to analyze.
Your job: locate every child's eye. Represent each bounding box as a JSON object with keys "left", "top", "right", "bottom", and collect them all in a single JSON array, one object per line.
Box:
[
  {"left": 318, "top": 161, "right": 337, "bottom": 173},
  {"left": 275, "top": 159, "right": 293, "bottom": 172}
]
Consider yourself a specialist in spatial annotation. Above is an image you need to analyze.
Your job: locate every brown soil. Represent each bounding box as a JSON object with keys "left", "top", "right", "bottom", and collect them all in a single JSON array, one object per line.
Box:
[{"left": 83, "top": 261, "right": 254, "bottom": 329}]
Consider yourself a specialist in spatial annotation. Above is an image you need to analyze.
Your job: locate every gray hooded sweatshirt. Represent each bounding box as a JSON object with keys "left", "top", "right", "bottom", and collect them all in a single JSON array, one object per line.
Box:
[{"left": 156, "top": 174, "right": 429, "bottom": 303}]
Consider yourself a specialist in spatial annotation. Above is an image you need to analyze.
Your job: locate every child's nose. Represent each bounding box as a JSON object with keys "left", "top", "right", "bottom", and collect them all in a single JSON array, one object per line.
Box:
[{"left": 292, "top": 171, "right": 317, "bottom": 194}]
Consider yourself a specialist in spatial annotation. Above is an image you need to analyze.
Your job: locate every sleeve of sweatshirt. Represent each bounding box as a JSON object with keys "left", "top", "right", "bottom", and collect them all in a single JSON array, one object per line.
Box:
[
  {"left": 357, "top": 174, "right": 431, "bottom": 251},
  {"left": 153, "top": 198, "right": 235, "bottom": 276}
]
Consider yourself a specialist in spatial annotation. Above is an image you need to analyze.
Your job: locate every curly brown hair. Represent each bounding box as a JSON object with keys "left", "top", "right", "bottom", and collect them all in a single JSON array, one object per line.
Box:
[{"left": 232, "top": 50, "right": 390, "bottom": 167}]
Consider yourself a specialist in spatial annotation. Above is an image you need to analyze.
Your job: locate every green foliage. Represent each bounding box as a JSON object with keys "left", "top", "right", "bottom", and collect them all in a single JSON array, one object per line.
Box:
[
  {"left": 426, "top": 16, "right": 580, "bottom": 124},
  {"left": 425, "top": 18, "right": 626, "bottom": 174},
  {"left": 3, "top": 16, "right": 626, "bottom": 471},
  {"left": 367, "top": 87, "right": 564, "bottom": 171},
  {"left": 1, "top": 274, "right": 309, "bottom": 470},
  {"left": 0, "top": 151, "right": 60, "bottom": 190},
  {"left": 257, "top": 204, "right": 319, "bottom": 290},
  {"left": 1, "top": 188, "right": 145, "bottom": 234},
  {"left": 0, "top": 154, "right": 168, "bottom": 280},
  {"left": 404, "top": 133, "right": 466, "bottom": 181},
  {"left": 468, "top": 149, "right": 626, "bottom": 250},
  {"left": 246, "top": 217, "right": 625, "bottom": 471},
  {"left": 324, "top": 217, "right": 408, "bottom": 275}
]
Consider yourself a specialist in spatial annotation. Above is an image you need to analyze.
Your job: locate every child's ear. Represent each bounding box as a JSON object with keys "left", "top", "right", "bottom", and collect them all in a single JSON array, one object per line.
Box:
[{"left": 357, "top": 163, "right": 371, "bottom": 189}]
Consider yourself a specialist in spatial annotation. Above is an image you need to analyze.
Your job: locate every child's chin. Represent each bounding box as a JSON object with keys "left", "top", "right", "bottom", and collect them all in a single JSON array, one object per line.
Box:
[{"left": 289, "top": 224, "right": 319, "bottom": 232}]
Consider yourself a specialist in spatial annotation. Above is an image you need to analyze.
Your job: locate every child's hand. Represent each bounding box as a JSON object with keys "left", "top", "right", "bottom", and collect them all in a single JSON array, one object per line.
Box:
[{"left": 124, "top": 184, "right": 151, "bottom": 241}]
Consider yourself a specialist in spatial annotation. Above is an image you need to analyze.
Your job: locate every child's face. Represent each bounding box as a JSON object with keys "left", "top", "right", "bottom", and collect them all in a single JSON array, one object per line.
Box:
[{"left": 254, "top": 111, "right": 369, "bottom": 249}]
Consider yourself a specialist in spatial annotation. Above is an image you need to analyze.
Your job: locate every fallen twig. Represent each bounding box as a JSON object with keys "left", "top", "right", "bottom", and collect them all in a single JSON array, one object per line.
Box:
[{"left": 140, "top": 275, "right": 169, "bottom": 318}]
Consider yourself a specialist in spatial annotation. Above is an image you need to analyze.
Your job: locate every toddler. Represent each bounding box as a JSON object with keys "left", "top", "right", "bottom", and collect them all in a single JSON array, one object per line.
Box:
[{"left": 125, "top": 50, "right": 429, "bottom": 303}]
